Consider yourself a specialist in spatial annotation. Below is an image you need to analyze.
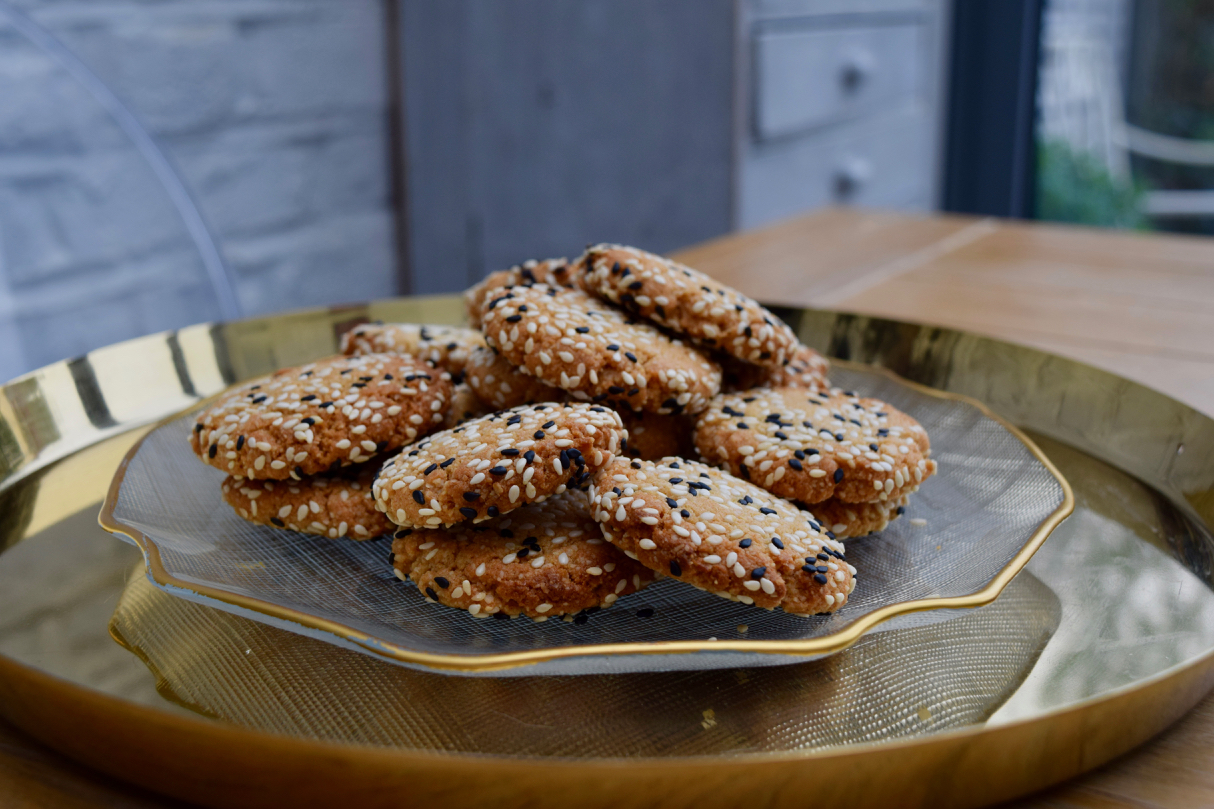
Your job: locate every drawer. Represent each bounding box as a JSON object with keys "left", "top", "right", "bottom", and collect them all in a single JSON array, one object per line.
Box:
[
  {"left": 738, "top": 106, "right": 935, "bottom": 229},
  {"left": 753, "top": 21, "right": 924, "bottom": 141}
]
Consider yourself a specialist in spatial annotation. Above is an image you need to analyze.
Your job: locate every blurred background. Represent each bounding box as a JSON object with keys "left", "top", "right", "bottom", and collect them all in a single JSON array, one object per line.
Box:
[{"left": 0, "top": 0, "right": 1209, "bottom": 380}]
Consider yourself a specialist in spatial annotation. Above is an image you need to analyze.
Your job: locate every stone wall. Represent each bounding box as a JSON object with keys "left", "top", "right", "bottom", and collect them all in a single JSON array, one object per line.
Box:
[{"left": 0, "top": 0, "right": 397, "bottom": 379}]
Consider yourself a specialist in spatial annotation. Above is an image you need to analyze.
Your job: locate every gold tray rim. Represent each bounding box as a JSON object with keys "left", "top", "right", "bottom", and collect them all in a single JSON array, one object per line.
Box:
[{"left": 97, "top": 360, "right": 1075, "bottom": 673}]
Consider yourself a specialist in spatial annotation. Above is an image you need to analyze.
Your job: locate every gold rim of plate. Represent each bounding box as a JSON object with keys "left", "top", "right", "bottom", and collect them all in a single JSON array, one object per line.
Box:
[{"left": 98, "top": 361, "right": 1075, "bottom": 673}]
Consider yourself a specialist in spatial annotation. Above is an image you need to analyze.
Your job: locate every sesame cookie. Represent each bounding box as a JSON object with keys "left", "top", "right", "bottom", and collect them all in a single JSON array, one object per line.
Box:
[
  {"left": 464, "top": 346, "right": 565, "bottom": 410},
  {"left": 479, "top": 283, "right": 722, "bottom": 415},
  {"left": 722, "top": 344, "right": 831, "bottom": 393},
  {"left": 373, "top": 402, "right": 625, "bottom": 528},
  {"left": 221, "top": 466, "right": 392, "bottom": 540},
  {"left": 465, "top": 258, "right": 582, "bottom": 327},
  {"left": 581, "top": 244, "right": 799, "bottom": 369},
  {"left": 809, "top": 496, "right": 907, "bottom": 539},
  {"left": 694, "top": 387, "right": 935, "bottom": 504},
  {"left": 443, "top": 383, "right": 491, "bottom": 429},
  {"left": 619, "top": 410, "right": 695, "bottom": 461},
  {"left": 190, "top": 354, "right": 454, "bottom": 480},
  {"left": 589, "top": 457, "right": 855, "bottom": 614},
  {"left": 340, "top": 323, "right": 485, "bottom": 379},
  {"left": 392, "top": 491, "right": 655, "bottom": 618}
]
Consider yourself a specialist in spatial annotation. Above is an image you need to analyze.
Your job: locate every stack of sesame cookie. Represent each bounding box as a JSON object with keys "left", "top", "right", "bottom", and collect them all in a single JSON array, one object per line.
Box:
[
  {"left": 191, "top": 243, "right": 936, "bottom": 623},
  {"left": 191, "top": 353, "right": 457, "bottom": 540}
]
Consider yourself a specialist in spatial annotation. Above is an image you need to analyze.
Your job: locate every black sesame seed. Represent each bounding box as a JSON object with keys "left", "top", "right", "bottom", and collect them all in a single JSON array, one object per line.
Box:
[
  {"left": 666, "top": 497, "right": 678, "bottom": 508},
  {"left": 441, "top": 458, "right": 455, "bottom": 468},
  {"left": 534, "top": 430, "right": 545, "bottom": 439},
  {"left": 543, "top": 420, "right": 556, "bottom": 429},
  {"left": 425, "top": 587, "right": 439, "bottom": 600},
  {"left": 412, "top": 490, "right": 425, "bottom": 504},
  {"left": 605, "top": 344, "right": 620, "bottom": 352},
  {"left": 487, "top": 506, "right": 500, "bottom": 517},
  {"left": 463, "top": 492, "right": 480, "bottom": 501},
  {"left": 833, "top": 469, "right": 844, "bottom": 482},
  {"left": 737, "top": 423, "right": 748, "bottom": 430},
  {"left": 817, "top": 553, "right": 829, "bottom": 560},
  {"left": 751, "top": 567, "right": 766, "bottom": 579},
  {"left": 772, "top": 538, "right": 784, "bottom": 549},
  {"left": 235, "top": 435, "right": 245, "bottom": 450},
  {"left": 490, "top": 466, "right": 508, "bottom": 475},
  {"left": 788, "top": 458, "right": 803, "bottom": 471},
  {"left": 896, "top": 506, "right": 906, "bottom": 515},
  {"left": 575, "top": 326, "right": 590, "bottom": 333},
  {"left": 434, "top": 577, "right": 450, "bottom": 589},
  {"left": 624, "top": 352, "right": 638, "bottom": 363},
  {"left": 759, "top": 507, "right": 776, "bottom": 515},
  {"left": 424, "top": 464, "right": 438, "bottom": 475},
  {"left": 608, "top": 386, "right": 625, "bottom": 394},
  {"left": 459, "top": 507, "right": 477, "bottom": 519},
  {"left": 739, "top": 538, "right": 752, "bottom": 548},
  {"left": 270, "top": 517, "right": 285, "bottom": 527},
  {"left": 681, "top": 509, "right": 691, "bottom": 518},
  {"left": 395, "top": 528, "right": 414, "bottom": 538},
  {"left": 194, "top": 423, "right": 204, "bottom": 433},
  {"left": 814, "top": 574, "right": 828, "bottom": 585},
  {"left": 826, "top": 531, "right": 837, "bottom": 539},
  {"left": 669, "top": 560, "right": 682, "bottom": 576},
  {"left": 631, "top": 461, "right": 642, "bottom": 469},
  {"left": 573, "top": 612, "right": 589, "bottom": 625},
  {"left": 523, "top": 450, "right": 536, "bottom": 463},
  {"left": 516, "top": 548, "right": 530, "bottom": 559},
  {"left": 207, "top": 444, "right": 217, "bottom": 458}
]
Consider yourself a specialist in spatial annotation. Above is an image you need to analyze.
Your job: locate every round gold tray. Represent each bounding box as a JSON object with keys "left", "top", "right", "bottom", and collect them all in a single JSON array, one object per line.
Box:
[{"left": 2, "top": 296, "right": 1213, "bottom": 808}]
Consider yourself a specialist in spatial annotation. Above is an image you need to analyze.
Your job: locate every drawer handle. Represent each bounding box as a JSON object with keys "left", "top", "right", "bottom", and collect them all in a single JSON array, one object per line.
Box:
[
  {"left": 840, "top": 51, "right": 875, "bottom": 92},
  {"left": 834, "top": 158, "right": 872, "bottom": 200}
]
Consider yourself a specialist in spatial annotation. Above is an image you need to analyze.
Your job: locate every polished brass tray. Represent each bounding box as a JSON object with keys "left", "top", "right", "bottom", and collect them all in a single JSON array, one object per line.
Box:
[{"left": 1, "top": 295, "right": 1213, "bottom": 808}]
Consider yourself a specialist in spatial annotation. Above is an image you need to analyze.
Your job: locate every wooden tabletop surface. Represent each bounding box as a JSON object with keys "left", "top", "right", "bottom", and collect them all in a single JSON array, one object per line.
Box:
[{"left": 6, "top": 207, "right": 1214, "bottom": 808}]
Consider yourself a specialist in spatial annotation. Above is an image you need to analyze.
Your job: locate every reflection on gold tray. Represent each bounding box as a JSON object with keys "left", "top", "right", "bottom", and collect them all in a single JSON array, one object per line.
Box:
[
  {"left": 109, "top": 564, "right": 1060, "bottom": 754},
  {"left": 99, "top": 362, "right": 1071, "bottom": 675}
]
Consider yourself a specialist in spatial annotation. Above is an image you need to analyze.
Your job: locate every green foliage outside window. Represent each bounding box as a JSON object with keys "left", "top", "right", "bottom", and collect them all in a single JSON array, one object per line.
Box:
[{"left": 1036, "top": 138, "right": 1150, "bottom": 230}]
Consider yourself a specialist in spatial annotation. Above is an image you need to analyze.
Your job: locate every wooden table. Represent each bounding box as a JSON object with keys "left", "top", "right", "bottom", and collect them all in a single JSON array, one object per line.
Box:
[{"left": 6, "top": 207, "right": 1214, "bottom": 808}]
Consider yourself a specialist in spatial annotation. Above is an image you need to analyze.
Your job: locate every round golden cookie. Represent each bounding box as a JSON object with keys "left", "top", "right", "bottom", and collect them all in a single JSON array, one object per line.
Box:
[
  {"left": 619, "top": 410, "right": 695, "bottom": 461},
  {"left": 373, "top": 402, "right": 625, "bottom": 529},
  {"left": 694, "top": 387, "right": 935, "bottom": 505},
  {"left": 465, "top": 257, "right": 582, "bottom": 327},
  {"left": 392, "top": 491, "right": 655, "bottom": 619},
  {"left": 464, "top": 346, "right": 564, "bottom": 410},
  {"left": 589, "top": 457, "right": 855, "bottom": 614},
  {"left": 222, "top": 466, "right": 391, "bottom": 540},
  {"left": 581, "top": 244, "right": 799, "bottom": 369},
  {"left": 809, "top": 496, "right": 907, "bottom": 539},
  {"left": 722, "top": 344, "right": 831, "bottom": 393},
  {"left": 340, "top": 323, "right": 485, "bottom": 379},
  {"left": 190, "top": 354, "right": 453, "bottom": 480},
  {"left": 479, "top": 283, "right": 722, "bottom": 415},
  {"left": 442, "top": 383, "right": 491, "bottom": 429}
]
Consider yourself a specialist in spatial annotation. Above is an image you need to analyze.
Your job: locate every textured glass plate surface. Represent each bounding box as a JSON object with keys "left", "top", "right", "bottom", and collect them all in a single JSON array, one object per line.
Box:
[{"left": 101, "top": 364, "right": 1071, "bottom": 676}]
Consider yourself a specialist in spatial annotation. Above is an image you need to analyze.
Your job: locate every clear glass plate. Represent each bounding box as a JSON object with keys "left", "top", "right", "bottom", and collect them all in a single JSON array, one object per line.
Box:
[{"left": 101, "top": 364, "right": 1071, "bottom": 677}]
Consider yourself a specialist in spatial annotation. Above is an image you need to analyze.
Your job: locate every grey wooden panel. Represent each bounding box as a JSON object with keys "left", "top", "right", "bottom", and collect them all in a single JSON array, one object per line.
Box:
[
  {"left": 754, "top": 22, "right": 924, "bottom": 140},
  {"left": 752, "top": 0, "right": 931, "bottom": 18},
  {"left": 401, "top": 0, "right": 734, "bottom": 294},
  {"left": 739, "top": 105, "right": 935, "bottom": 228}
]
